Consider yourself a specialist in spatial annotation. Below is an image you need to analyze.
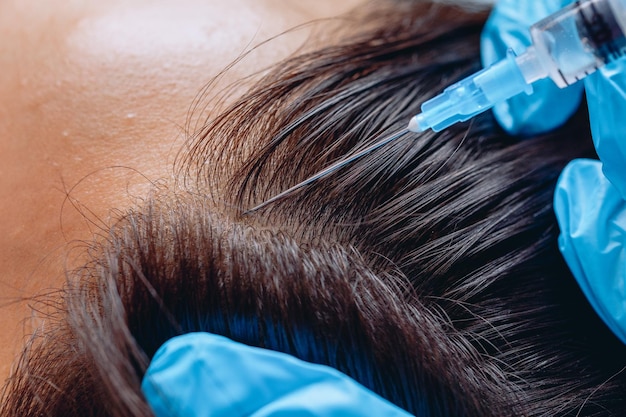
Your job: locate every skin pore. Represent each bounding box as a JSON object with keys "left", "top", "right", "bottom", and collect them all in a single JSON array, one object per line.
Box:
[{"left": 0, "top": 0, "right": 363, "bottom": 384}]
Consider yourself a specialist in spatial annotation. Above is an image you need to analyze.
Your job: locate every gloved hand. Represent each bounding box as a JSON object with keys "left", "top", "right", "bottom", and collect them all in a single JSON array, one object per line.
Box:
[
  {"left": 482, "top": 1, "right": 626, "bottom": 344},
  {"left": 142, "top": 333, "right": 414, "bottom": 417},
  {"left": 480, "top": 0, "right": 584, "bottom": 136}
]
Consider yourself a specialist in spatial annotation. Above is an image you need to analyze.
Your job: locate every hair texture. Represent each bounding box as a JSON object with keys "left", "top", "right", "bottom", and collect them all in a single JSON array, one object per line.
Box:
[{"left": 3, "top": 1, "right": 626, "bottom": 416}]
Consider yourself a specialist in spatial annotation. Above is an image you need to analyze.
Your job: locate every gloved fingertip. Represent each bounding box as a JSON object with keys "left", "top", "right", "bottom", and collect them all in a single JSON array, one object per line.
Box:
[
  {"left": 555, "top": 160, "right": 626, "bottom": 345},
  {"left": 142, "top": 333, "right": 414, "bottom": 417},
  {"left": 491, "top": 80, "right": 583, "bottom": 136}
]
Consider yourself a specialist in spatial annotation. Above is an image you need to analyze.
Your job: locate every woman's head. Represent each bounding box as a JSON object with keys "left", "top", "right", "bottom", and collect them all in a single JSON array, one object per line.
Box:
[
  {"left": 0, "top": 0, "right": 363, "bottom": 380},
  {"left": 3, "top": 1, "right": 626, "bottom": 416}
]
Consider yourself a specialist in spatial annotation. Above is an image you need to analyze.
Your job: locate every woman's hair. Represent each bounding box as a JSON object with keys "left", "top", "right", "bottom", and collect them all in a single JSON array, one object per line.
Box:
[{"left": 3, "top": 1, "right": 626, "bottom": 416}]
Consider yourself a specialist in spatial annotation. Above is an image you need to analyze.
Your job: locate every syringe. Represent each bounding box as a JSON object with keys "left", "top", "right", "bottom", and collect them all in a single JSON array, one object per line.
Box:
[
  {"left": 246, "top": 0, "right": 626, "bottom": 213},
  {"left": 413, "top": 0, "right": 626, "bottom": 132}
]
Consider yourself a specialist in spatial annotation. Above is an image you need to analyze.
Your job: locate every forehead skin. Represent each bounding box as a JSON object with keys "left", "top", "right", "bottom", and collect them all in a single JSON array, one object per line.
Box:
[{"left": 0, "top": 0, "right": 362, "bottom": 383}]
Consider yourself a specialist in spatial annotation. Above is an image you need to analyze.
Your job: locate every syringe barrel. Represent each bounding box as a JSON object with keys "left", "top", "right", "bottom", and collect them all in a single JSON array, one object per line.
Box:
[{"left": 529, "top": 0, "right": 626, "bottom": 87}]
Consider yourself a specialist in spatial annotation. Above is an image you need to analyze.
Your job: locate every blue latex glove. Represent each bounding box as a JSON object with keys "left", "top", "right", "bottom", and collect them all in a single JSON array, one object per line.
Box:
[
  {"left": 480, "top": 0, "right": 584, "bottom": 136},
  {"left": 141, "top": 333, "right": 414, "bottom": 417},
  {"left": 483, "top": 1, "right": 626, "bottom": 344},
  {"left": 554, "top": 161, "right": 626, "bottom": 343}
]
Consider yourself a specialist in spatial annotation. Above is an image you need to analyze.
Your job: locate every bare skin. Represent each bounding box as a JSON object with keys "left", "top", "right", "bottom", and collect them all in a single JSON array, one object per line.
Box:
[{"left": 0, "top": 0, "right": 362, "bottom": 383}]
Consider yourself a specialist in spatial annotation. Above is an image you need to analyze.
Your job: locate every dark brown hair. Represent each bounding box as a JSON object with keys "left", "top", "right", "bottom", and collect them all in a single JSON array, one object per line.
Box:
[{"left": 3, "top": 1, "right": 626, "bottom": 416}]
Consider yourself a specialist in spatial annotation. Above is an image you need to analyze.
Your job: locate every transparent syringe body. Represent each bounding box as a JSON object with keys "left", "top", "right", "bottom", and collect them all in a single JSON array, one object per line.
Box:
[
  {"left": 411, "top": 0, "right": 626, "bottom": 132},
  {"left": 528, "top": 0, "right": 626, "bottom": 87}
]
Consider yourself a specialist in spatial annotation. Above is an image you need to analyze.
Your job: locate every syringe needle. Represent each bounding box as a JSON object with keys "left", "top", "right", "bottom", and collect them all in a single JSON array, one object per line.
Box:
[{"left": 245, "top": 128, "right": 411, "bottom": 214}]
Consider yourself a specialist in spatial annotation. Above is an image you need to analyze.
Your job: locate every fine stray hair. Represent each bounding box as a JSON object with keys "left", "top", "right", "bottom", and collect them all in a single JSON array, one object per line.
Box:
[{"left": 3, "top": 1, "right": 626, "bottom": 416}]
